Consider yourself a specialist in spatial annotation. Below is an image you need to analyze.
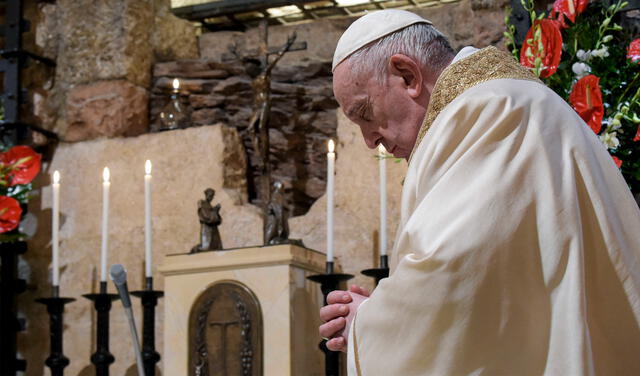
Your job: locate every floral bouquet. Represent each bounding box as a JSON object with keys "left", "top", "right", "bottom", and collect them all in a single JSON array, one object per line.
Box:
[
  {"left": 506, "top": 0, "right": 640, "bottom": 196},
  {"left": 0, "top": 145, "right": 41, "bottom": 242}
]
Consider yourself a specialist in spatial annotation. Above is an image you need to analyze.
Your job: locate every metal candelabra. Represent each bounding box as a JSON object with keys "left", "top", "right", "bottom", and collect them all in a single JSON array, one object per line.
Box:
[
  {"left": 131, "top": 277, "right": 164, "bottom": 376},
  {"left": 308, "top": 261, "right": 354, "bottom": 376},
  {"left": 82, "top": 281, "right": 119, "bottom": 375},
  {"left": 36, "top": 287, "right": 75, "bottom": 376},
  {"left": 361, "top": 255, "right": 390, "bottom": 286}
]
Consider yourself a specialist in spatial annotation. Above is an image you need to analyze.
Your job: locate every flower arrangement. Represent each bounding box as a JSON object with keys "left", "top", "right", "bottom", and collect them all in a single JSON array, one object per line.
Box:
[
  {"left": 0, "top": 145, "right": 41, "bottom": 241},
  {"left": 506, "top": 0, "right": 640, "bottom": 195}
]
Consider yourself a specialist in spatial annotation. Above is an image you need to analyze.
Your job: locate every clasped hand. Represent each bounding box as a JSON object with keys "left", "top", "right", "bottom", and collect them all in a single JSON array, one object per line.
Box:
[{"left": 318, "top": 285, "right": 369, "bottom": 352}]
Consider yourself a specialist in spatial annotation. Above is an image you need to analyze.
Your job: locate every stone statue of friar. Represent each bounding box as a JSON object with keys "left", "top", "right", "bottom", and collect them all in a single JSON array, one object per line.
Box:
[
  {"left": 264, "top": 181, "right": 289, "bottom": 245},
  {"left": 190, "top": 188, "right": 223, "bottom": 253}
]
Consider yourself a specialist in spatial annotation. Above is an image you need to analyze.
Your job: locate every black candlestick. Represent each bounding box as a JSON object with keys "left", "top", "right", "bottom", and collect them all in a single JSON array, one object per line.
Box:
[
  {"left": 36, "top": 294, "right": 75, "bottom": 376},
  {"left": 83, "top": 281, "right": 119, "bottom": 376},
  {"left": 1, "top": 241, "right": 28, "bottom": 374},
  {"left": 132, "top": 277, "right": 164, "bottom": 376},
  {"left": 308, "top": 262, "right": 354, "bottom": 376},
  {"left": 361, "top": 255, "right": 389, "bottom": 286}
]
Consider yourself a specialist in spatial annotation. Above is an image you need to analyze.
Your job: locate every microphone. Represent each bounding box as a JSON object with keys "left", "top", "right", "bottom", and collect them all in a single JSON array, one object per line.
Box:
[
  {"left": 110, "top": 263, "right": 132, "bottom": 308},
  {"left": 109, "top": 264, "right": 145, "bottom": 376}
]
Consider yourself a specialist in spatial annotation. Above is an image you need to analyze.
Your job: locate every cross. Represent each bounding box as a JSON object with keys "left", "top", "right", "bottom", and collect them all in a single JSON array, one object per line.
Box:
[{"left": 209, "top": 320, "right": 240, "bottom": 374}]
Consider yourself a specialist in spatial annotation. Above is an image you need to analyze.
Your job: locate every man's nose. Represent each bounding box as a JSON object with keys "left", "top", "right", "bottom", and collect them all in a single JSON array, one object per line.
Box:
[
  {"left": 360, "top": 130, "right": 379, "bottom": 149},
  {"left": 364, "top": 137, "right": 378, "bottom": 149}
]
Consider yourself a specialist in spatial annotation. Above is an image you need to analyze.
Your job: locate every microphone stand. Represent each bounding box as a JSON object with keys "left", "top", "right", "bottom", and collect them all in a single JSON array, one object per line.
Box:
[
  {"left": 131, "top": 276, "right": 163, "bottom": 376},
  {"left": 110, "top": 264, "right": 145, "bottom": 376},
  {"left": 82, "top": 281, "right": 119, "bottom": 375}
]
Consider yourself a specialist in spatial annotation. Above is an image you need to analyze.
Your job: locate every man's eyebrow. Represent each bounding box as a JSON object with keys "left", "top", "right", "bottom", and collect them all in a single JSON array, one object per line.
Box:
[{"left": 346, "top": 98, "right": 368, "bottom": 118}]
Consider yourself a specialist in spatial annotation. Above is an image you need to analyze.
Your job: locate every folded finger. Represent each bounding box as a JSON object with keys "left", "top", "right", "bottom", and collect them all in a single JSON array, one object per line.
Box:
[
  {"left": 319, "top": 317, "right": 346, "bottom": 338},
  {"left": 327, "top": 290, "right": 352, "bottom": 305},
  {"left": 326, "top": 337, "right": 346, "bottom": 352},
  {"left": 320, "top": 304, "right": 349, "bottom": 322}
]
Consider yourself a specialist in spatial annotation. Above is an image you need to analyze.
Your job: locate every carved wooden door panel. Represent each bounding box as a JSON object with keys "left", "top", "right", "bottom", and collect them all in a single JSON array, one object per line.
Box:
[{"left": 189, "top": 281, "right": 263, "bottom": 376}]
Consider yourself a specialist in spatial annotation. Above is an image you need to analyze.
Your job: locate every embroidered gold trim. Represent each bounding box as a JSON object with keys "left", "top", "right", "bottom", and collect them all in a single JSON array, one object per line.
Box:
[
  {"left": 408, "top": 46, "right": 541, "bottom": 162},
  {"left": 353, "top": 314, "right": 363, "bottom": 376}
]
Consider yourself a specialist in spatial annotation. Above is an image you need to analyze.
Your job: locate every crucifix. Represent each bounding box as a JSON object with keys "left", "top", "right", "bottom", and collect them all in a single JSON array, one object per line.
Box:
[{"left": 237, "top": 20, "right": 307, "bottom": 244}]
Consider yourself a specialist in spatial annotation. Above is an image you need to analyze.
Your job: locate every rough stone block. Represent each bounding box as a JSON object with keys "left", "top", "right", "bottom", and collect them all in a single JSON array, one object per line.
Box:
[
  {"left": 189, "top": 94, "right": 226, "bottom": 109},
  {"left": 152, "top": 0, "right": 198, "bottom": 61},
  {"left": 56, "top": 0, "right": 154, "bottom": 88},
  {"left": 65, "top": 80, "right": 149, "bottom": 141}
]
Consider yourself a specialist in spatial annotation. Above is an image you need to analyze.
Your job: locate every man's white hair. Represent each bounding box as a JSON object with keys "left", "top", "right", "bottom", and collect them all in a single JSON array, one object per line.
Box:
[{"left": 346, "top": 23, "right": 454, "bottom": 83}]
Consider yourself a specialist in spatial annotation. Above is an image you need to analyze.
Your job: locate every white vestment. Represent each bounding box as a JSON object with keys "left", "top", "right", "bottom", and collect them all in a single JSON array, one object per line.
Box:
[{"left": 347, "top": 47, "right": 640, "bottom": 375}]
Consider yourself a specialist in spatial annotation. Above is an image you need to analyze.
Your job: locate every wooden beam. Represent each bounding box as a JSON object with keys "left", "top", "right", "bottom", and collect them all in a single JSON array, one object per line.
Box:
[{"left": 172, "top": 0, "right": 329, "bottom": 21}]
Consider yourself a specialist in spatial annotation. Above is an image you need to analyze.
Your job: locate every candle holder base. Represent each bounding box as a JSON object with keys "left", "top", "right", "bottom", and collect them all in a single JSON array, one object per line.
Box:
[
  {"left": 131, "top": 288, "right": 164, "bottom": 376},
  {"left": 360, "top": 267, "right": 389, "bottom": 286},
  {"left": 361, "top": 255, "right": 389, "bottom": 286},
  {"left": 83, "top": 291, "right": 119, "bottom": 375},
  {"left": 308, "top": 268, "right": 354, "bottom": 376},
  {"left": 36, "top": 296, "right": 75, "bottom": 376}
]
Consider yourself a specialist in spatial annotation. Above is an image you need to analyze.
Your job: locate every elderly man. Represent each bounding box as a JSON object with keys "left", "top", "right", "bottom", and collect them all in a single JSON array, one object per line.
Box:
[{"left": 319, "top": 9, "right": 640, "bottom": 375}]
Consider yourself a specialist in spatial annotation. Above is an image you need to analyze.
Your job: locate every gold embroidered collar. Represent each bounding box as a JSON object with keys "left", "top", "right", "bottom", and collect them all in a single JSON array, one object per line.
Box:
[{"left": 408, "top": 46, "right": 541, "bottom": 162}]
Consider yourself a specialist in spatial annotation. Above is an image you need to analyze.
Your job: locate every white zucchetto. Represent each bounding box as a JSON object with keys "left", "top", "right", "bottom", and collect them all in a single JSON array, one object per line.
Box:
[{"left": 332, "top": 9, "right": 432, "bottom": 71}]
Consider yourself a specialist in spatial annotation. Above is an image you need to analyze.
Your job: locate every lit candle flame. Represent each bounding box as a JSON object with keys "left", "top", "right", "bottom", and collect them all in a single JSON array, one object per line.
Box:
[
  {"left": 103, "top": 167, "right": 110, "bottom": 183},
  {"left": 172, "top": 78, "right": 180, "bottom": 90},
  {"left": 378, "top": 144, "right": 386, "bottom": 155},
  {"left": 328, "top": 139, "right": 335, "bottom": 153},
  {"left": 53, "top": 170, "right": 60, "bottom": 184},
  {"left": 145, "top": 160, "right": 152, "bottom": 175}
]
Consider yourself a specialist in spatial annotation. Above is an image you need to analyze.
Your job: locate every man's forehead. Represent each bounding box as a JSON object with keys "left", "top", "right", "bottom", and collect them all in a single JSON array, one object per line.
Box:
[{"left": 333, "top": 62, "right": 367, "bottom": 105}]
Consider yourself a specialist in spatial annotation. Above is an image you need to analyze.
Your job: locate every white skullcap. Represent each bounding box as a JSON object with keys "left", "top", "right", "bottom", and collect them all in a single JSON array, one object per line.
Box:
[{"left": 332, "top": 9, "right": 432, "bottom": 71}]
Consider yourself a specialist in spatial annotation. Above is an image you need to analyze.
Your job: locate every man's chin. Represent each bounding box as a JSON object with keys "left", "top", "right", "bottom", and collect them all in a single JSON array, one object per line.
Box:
[{"left": 392, "top": 149, "right": 408, "bottom": 159}]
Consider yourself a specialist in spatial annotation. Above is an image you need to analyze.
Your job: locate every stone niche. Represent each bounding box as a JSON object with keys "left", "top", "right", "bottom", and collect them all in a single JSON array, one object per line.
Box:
[
  {"left": 151, "top": 59, "right": 338, "bottom": 217},
  {"left": 160, "top": 244, "right": 326, "bottom": 376}
]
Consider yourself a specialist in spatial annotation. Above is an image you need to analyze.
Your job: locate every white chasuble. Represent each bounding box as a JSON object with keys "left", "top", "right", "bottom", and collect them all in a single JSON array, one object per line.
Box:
[{"left": 347, "top": 47, "right": 640, "bottom": 375}]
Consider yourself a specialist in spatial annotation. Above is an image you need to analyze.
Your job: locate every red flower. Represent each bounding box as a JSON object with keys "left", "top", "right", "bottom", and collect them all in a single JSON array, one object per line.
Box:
[
  {"left": 550, "top": 0, "right": 589, "bottom": 28},
  {"left": 0, "top": 196, "right": 22, "bottom": 233},
  {"left": 612, "top": 156, "right": 622, "bottom": 168},
  {"left": 569, "top": 75, "right": 604, "bottom": 134},
  {"left": 520, "top": 19, "right": 563, "bottom": 78},
  {"left": 627, "top": 39, "right": 640, "bottom": 63},
  {"left": 0, "top": 146, "right": 41, "bottom": 186},
  {"left": 634, "top": 125, "right": 640, "bottom": 142}
]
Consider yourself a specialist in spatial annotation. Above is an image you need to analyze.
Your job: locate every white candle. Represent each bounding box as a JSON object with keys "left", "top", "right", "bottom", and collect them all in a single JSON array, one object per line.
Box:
[
  {"left": 378, "top": 145, "right": 387, "bottom": 256},
  {"left": 327, "top": 139, "right": 335, "bottom": 263},
  {"left": 52, "top": 171, "right": 60, "bottom": 286},
  {"left": 144, "top": 160, "right": 152, "bottom": 278},
  {"left": 101, "top": 167, "right": 110, "bottom": 282}
]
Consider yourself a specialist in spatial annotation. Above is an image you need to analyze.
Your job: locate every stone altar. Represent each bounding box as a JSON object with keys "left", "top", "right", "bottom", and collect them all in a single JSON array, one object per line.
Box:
[{"left": 160, "top": 244, "right": 327, "bottom": 375}]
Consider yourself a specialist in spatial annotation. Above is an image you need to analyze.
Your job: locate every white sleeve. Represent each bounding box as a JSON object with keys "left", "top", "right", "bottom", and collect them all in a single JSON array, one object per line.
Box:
[{"left": 347, "top": 298, "right": 368, "bottom": 376}]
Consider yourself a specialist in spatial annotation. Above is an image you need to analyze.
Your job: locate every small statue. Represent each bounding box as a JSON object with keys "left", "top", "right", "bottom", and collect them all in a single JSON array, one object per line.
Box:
[
  {"left": 190, "top": 188, "right": 223, "bottom": 253},
  {"left": 264, "top": 181, "right": 289, "bottom": 245}
]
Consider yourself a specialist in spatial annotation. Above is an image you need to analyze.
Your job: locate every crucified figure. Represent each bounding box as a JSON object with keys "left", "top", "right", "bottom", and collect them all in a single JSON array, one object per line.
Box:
[{"left": 243, "top": 21, "right": 297, "bottom": 237}]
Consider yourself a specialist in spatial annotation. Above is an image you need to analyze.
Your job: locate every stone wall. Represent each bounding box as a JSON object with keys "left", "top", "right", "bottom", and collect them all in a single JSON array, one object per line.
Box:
[{"left": 31, "top": 0, "right": 198, "bottom": 141}]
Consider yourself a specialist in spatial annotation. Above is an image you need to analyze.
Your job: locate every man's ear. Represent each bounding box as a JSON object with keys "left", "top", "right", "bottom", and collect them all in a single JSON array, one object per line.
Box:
[{"left": 388, "top": 54, "right": 423, "bottom": 99}]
